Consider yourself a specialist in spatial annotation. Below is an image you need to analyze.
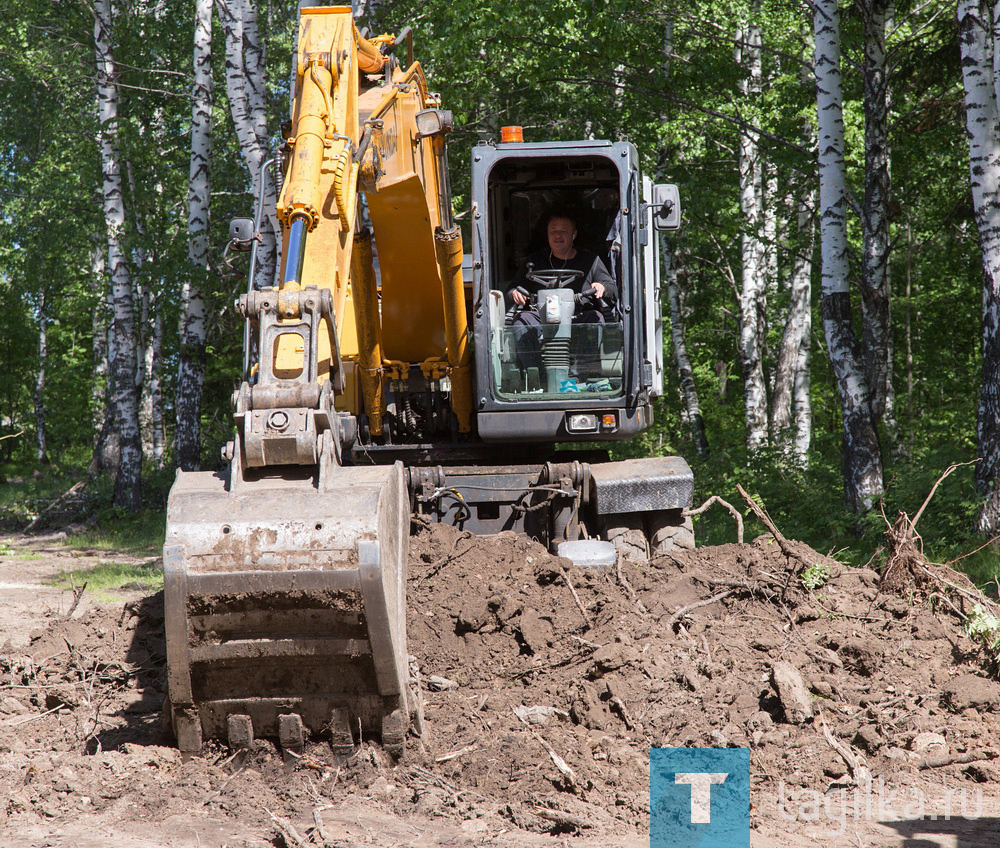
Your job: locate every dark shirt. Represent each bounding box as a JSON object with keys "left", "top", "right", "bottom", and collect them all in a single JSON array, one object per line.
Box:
[{"left": 510, "top": 248, "right": 617, "bottom": 308}]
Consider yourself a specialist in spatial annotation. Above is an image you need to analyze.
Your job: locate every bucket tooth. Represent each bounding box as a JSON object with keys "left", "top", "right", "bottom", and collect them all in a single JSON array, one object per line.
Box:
[
  {"left": 381, "top": 707, "right": 405, "bottom": 759},
  {"left": 279, "top": 713, "right": 305, "bottom": 762},
  {"left": 227, "top": 714, "right": 254, "bottom": 750},
  {"left": 174, "top": 707, "right": 203, "bottom": 754},
  {"left": 328, "top": 707, "right": 355, "bottom": 757}
]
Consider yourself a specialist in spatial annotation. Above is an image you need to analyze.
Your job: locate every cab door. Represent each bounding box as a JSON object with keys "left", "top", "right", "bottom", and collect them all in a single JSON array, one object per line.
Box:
[{"left": 641, "top": 175, "right": 665, "bottom": 398}]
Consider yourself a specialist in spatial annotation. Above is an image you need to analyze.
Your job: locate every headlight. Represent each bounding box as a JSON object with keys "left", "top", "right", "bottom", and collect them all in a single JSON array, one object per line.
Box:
[{"left": 567, "top": 413, "right": 598, "bottom": 432}]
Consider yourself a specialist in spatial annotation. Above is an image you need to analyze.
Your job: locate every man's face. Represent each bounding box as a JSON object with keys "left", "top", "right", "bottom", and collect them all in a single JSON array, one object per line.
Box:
[{"left": 547, "top": 218, "right": 576, "bottom": 256}]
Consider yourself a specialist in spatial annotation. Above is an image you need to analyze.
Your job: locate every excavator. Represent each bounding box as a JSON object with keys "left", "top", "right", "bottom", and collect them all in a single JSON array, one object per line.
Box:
[{"left": 163, "top": 6, "right": 693, "bottom": 756}]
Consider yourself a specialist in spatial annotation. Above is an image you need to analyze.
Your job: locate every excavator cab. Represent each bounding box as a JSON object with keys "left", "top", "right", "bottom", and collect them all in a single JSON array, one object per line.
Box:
[{"left": 471, "top": 140, "right": 666, "bottom": 443}]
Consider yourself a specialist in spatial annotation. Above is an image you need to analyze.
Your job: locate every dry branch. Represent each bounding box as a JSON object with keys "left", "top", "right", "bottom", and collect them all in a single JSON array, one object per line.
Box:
[
  {"left": 514, "top": 708, "right": 579, "bottom": 792},
  {"left": 311, "top": 807, "right": 333, "bottom": 845},
  {"left": 684, "top": 495, "right": 744, "bottom": 544},
  {"left": 266, "top": 809, "right": 305, "bottom": 848},
  {"left": 910, "top": 460, "right": 978, "bottom": 530},
  {"left": 817, "top": 710, "right": 871, "bottom": 786},
  {"left": 665, "top": 589, "right": 735, "bottom": 629},
  {"left": 63, "top": 580, "right": 87, "bottom": 620},
  {"left": 532, "top": 806, "right": 591, "bottom": 830},
  {"left": 882, "top": 461, "right": 980, "bottom": 592},
  {"left": 560, "top": 567, "right": 592, "bottom": 629},
  {"left": 916, "top": 749, "right": 999, "bottom": 770},
  {"left": 615, "top": 558, "right": 649, "bottom": 615},
  {"left": 736, "top": 485, "right": 813, "bottom": 593},
  {"left": 736, "top": 485, "right": 790, "bottom": 553},
  {"left": 24, "top": 480, "right": 86, "bottom": 533}
]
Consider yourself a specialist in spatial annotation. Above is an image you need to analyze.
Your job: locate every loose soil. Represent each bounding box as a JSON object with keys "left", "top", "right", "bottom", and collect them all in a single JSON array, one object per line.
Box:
[{"left": 1, "top": 524, "right": 999, "bottom": 847}]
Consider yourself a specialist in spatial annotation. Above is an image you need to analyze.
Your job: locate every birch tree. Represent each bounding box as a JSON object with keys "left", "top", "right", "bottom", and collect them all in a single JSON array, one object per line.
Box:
[
  {"left": 858, "top": 0, "right": 895, "bottom": 437},
  {"left": 665, "top": 246, "right": 709, "bottom": 455},
  {"left": 90, "top": 239, "right": 109, "bottom": 433},
  {"left": 814, "top": 0, "right": 884, "bottom": 511},
  {"left": 216, "top": 0, "right": 278, "bottom": 284},
  {"left": 177, "top": 0, "right": 214, "bottom": 471},
  {"left": 736, "top": 18, "right": 769, "bottom": 451},
  {"left": 770, "top": 181, "right": 815, "bottom": 465},
  {"left": 957, "top": 0, "right": 1000, "bottom": 533},
  {"left": 34, "top": 288, "right": 48, "bottom": 464},
  {"left": 140, "top": 288, "right": 165, "bottom": 468},
  {"left": 126, "top": 158, "right": 164, "bottom": 470},
  {"left": 94, "top": 0, "right": 142, "bottom": 510}
]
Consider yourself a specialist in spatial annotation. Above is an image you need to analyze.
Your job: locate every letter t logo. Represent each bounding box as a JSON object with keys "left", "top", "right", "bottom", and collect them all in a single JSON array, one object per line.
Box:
[{"left": 675, "top": 772, "right": 728, "bottom": 823}]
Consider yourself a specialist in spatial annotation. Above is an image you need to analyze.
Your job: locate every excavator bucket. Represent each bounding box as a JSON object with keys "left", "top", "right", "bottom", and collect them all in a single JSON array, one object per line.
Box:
[{"left": 162, "top": 462, "right": 410, "bottom": 756}]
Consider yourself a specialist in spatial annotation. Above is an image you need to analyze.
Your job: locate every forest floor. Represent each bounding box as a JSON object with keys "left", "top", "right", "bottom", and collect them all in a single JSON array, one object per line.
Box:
[{"left": 1, "top": 525, "right": 999, "bottom": 847}]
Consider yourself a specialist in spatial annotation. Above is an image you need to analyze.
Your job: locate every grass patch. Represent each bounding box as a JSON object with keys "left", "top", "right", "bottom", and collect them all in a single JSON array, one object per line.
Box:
[
  {"left": 0, "top": 539, "right": 37, "bottom": 559},
  {"left": 47, "top": 560, "right": 164, "bottom": 600},
  {"left": 0, "top": 467, "right": 77, "bottom": 508},
  {"left": 66, "top": 507, "right": 166, "bottom": 555},
  {"left": 14, "top": 550, "right": 41, "bottom": 561}
]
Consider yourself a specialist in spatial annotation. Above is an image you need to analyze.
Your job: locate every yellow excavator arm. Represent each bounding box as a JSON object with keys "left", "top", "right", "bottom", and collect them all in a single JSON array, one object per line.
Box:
[
  {"left": 162, "top": 7, "right": 470, "bottom": 757},
  {"left": 274, "top": 7, "right": 471, "bottom": 437}
]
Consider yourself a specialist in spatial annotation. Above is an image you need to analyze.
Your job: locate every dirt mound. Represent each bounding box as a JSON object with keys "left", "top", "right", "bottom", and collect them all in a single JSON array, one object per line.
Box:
[
  {"left": 406, "top": 526, "right": 1000, "bottom": 834},
  {"left": 1, "top": 526, "right": 999, "bottom": 845}
]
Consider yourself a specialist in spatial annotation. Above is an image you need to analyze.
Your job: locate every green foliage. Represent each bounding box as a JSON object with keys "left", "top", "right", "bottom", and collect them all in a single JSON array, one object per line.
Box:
[
  {"left": 964, "top": 605, "right": 1000, "bottom": 674},
  {"left": 0, "top": 464, "right": 82, "bottom": 529},
  {"left": 801, "top": 561, "right": 831, "bottom": 590}
]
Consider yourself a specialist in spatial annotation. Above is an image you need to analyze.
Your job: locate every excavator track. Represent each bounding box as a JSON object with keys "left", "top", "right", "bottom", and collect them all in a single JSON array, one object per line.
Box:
[{"left": 163, "top": 462, "right": 410, "bottom": 756}]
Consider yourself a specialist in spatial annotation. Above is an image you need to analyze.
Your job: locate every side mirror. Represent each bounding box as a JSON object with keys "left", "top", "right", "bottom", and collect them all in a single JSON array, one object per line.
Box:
[
  {"left": 651, "top": 184, "right": 681, "bottom": 231},
  {"left": 229, "top": 217, "right": 255, "bottom": 250}
]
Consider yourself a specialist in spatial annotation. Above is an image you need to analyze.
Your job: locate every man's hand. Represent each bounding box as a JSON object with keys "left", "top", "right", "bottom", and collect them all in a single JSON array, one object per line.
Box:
[
  {"left": 591, "top": 282, "right": 606, "bottom": 299},
  {"left": 511, "top": 288, "right": 529, "bottom": 306}
]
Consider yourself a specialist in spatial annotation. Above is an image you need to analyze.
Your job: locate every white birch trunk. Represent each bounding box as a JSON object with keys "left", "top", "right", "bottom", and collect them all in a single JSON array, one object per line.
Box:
[
  {"left": 94, "top": 0, "right": 143, "bottom": 509},
  {"left": 792, "top": 321, "right": 812, "bottom": 466},
  {"left": 34, "top": 290, "right": 49, "bottom": 464},
  {"left": 860, "top": 0, "right": 896, "bottom": 438},
  {"left": 814, "top": 0, "right": 883, "bottom": 511},
  {"left": 89, "top": 236, "right": 119, "bottom": 476},
  {"left": 140, "top": 284, "right": 153, "bottom": 459},
  {"left": 139, "top": 287, "right": 164, "bottom": 469},
  {"left": 763, "top": 163, "right": 778, "bottom": 296},
  {"left": 664, "top": 245, "right": 709, "bottom": 455},
  {"left": 177, "top": 0, "right": 214, "bottom": 471},
  {"left": 957, "top": 0, "right": 1000, "bottom": 532},
  {"left": 90, "top": 239, "right": 109, "bottom": 432},
  {"left": 770, "top": 180, "right": 815, "bottom": 467},
  {"left": 736, "top": 20, "right": 768, "bottom": 451},
  {"left": 216, "top": 0, "right": 278, "bottom": 285},
  {"left": 150, "top": 306, "right": 165, "bottom": 468},
  {"left": 124, "top": 157, "right": 159, "bottom": 467}
]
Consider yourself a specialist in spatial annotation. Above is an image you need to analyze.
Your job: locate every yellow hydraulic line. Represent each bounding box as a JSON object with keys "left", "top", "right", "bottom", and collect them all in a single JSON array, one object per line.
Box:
[
  {"left": 312, "top": 61, "right": 335, "bottom": 133},
  {"left": 435, "top": 226, "right": 473, "bottom": 434},
  {"left": 350, "top": 229, "right": 386, "bottom": 436}
]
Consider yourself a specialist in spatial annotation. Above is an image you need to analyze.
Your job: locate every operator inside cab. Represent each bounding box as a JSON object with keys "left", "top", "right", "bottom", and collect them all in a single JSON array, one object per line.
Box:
[
  {"left": 506, "top": 212, "right": 618, "bottom": 317},
  {"left": 501, "top": 210, "right": 620, "bottom": 393}
]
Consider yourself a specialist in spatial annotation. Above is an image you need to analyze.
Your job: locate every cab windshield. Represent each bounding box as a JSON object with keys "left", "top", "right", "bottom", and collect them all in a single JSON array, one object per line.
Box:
[{"left": 490, "top": 316, "right": 624, "bottom": 399}]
